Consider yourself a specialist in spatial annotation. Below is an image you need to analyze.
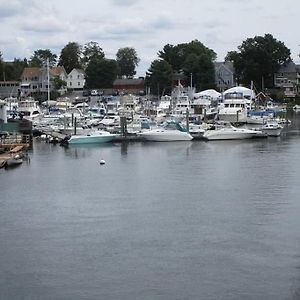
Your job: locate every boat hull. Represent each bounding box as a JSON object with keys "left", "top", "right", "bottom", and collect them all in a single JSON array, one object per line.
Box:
[
  {"left": 203, "top": 128, "right": 263, "bottom": 140},
  {"left": 140, "top": 130, "right": 193, "bottom": 141},
  {"left": 68, "top": 132, "right": 116, "bottom": 144}
]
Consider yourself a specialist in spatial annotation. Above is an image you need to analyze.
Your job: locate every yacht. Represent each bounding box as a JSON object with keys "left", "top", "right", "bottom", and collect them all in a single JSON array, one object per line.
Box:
[
  {"left": 261, "top": 120, "right": 283, "bottom": 137},
  {"left": 18, "top": 97, "right": 41, "bottom": 121},
  {"left": 218, "top": 92, "right": 249, "bottom": 123},
  {"left": 139, "top": 120, "right": 193, "bottom": 141},
  {"left": 67, "top": 129, "right": 117, "bottom": 144},
  {"left": 203, "top": 123, "right": 265, "bottom": 140}
]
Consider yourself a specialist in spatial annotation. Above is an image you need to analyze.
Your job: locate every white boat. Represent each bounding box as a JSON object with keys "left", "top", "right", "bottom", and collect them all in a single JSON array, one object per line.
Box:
[
  {"left": 203, "top": 123, "right": 264, "bottom": 140},
  {"left": 5, "top": 154, "right": 23, "bottom": 167},
  {"left": 293, "top": 104, "right": 300, "bottom": 111},
  {"left": 139, "top": 120, "right": 193, "bottom": 141},
  {"left": 218, "top": 92, "right": 249, "bottom": 123},
  {"left": 68, "top": 130, "right": 117, "bottom": 144},
  {"left": 18, "top": 98, "right": 41, "bottom": 120},
  {"left": 261, "top": 120, "right": 283, "bottom": 137}
]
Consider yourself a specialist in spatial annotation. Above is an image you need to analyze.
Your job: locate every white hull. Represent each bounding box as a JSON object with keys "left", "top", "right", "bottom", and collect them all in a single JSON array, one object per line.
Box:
[
  {"left": 68, "top": 131, "right": 116, "bottom": 144},
  {"left": 218, "top": 112, "right": 247, "bottom": 123},
  {"left": 140, "top": 129, "right": 193, "bottom": 141},
  {"left": 262, "top": 128, "right": 282, "bottom": 137},
  {"left": 261, "top": 122, "right": 283, "bottom": 137},
  {"left": 203, "top": 126, "right": 263, "bottom": 140}
]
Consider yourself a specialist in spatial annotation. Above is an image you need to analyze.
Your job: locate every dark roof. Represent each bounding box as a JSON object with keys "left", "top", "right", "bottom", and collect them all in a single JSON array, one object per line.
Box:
[
  {"left": 214, "top": 61, "right": 234, "bottom": 73},
  {"left": 113, "top": 78, "right": 144, "bottom": 86},
  {"left": 278, "top": 60, "right": 297, "bottom": 73}
]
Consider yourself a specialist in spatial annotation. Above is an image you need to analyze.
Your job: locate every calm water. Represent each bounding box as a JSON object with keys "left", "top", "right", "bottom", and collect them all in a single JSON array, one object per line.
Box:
[{"left": 1, "top": 112, "right": 300, "bottom": 300}]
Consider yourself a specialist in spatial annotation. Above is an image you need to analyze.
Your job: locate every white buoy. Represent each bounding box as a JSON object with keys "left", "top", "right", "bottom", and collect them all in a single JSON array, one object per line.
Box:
[{"left": 99, "top": 159, "right": 105, "bottom": 165}]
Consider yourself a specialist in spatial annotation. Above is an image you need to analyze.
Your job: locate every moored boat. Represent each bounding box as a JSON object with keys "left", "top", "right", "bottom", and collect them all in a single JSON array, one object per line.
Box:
[
  {"left": 139, "top": 120, "right": 193, "bottom": 141},
  {"left": 261, "top": 120, "right": 283, "bottom": 137},
  {"left": 67, "top": 130, "right": 117, "bottom": 144},
  {"left": 203, "top": 123, "right": 265, "bottom": 140}
]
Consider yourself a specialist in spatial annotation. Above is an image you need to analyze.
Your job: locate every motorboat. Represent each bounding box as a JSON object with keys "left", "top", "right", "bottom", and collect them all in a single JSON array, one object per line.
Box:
[
  {"left": 218, "top": 92, "right": 249, "bottom": 123},
  {"left": 139, "top": 120, "right": 193, "bottom": 141},
  {"left": 67, "top": 130, "right": 117, "bottom": 144},
  {"left": 293, "top": 104, "right": 300, "bottom": 111},
  {"left": 18, "top": 97, "right": 41, "bottom": 121},
  {"left": 5, "top": 154, "right": 23, "bottom": 167},
  {"left": 261, "top": 120, "right": 283, "bottom": 137},
  {"left": 203, "top": 123, "right": 265, "bottom": 140}
]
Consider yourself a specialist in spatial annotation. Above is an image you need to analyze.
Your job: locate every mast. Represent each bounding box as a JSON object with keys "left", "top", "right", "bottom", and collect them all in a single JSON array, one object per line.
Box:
[{"left": 47, "top": 58, "right": 50, "bottom": 102}]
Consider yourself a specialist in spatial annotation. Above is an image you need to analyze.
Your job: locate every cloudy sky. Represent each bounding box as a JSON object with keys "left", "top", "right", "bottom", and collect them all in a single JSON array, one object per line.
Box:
[{"left": 0, "top": 0, "right": 299, "bottom": 76}]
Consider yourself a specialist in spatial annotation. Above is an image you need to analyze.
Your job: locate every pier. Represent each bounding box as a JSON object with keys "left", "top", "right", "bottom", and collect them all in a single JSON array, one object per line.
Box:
[{"left": 0, "top": 134, "right": 31, "bottom": 168}]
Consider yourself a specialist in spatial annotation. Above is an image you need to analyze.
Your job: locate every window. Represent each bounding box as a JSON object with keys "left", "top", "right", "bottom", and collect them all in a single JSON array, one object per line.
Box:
[
  {"left": 70, "top": 82, "right": 72, "bottom": 86},
  {"left": 78, "top": 82, "right": 81, "bottom": 86}
]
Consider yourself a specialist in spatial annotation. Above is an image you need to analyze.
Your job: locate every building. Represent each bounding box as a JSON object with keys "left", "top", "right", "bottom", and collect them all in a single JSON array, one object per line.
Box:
[
  {"left": 214, "top": 61, "right": 236, "bottom": 91},
  {"left": 274, "top": 60, "right": 300, "bottom": 98},
  {"left": 67, "top": 69, "right": 86, "bottom": 90},
  {"left": 113, "top": 78, "right": 144, "bottom": 95},
  {"left": 20, "top": 66, "right": 68, "bottom": 97},
  {"left": 0, "top": 81, "right": 20, "bottom": 98}
]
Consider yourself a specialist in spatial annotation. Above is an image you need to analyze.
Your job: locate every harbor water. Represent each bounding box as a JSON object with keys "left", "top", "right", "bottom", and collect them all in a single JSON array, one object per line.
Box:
[{"left": 1, "top": 112, "right": 300, "bottom": 299}]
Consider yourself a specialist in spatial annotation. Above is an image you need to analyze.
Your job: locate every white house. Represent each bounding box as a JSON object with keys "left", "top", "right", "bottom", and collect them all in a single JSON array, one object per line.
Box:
[
  {"left": 214, "top": 61, "right": 236, "bottom": 91},
  {"left": 20, "top": 66, "right": 68, "bottom": 96},
  {"left": 67, "top": 69, "right": 86, "bottom": 90}
]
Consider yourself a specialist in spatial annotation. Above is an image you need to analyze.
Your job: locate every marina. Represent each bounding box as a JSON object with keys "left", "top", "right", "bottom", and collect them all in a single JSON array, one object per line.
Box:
[
  {"left": 1, "top": 113, "right": 300, "bottom": 299},
  {"left": 1, "top": 87, "right": 300, "bottom": 299}
]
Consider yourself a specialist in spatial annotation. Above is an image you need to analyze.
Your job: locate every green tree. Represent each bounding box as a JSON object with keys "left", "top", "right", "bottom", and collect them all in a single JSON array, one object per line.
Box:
[
  {"left": 226, "top": 34, "right": 291, "bottom": 89},
  {"left": 85, "top": 58, "right": 118, "bottom": 88},
  {"left": 158, "top": 40, "right": 216, "bottom": 89},
  {"left": 183, "top": 53, "right": 215, "bottom": 90},
  {"left": 0, "top": 58, "right": 28, "bottom": 81},
  {"left": 116, "top": 47, "right": 140, "bottom": 77},
  {"left": 53, "top": 76, "right": 67, "bottom": 91},
  {"left": 82, "top": 41, "right": 105, "bottom": 68},
  {"left": 58, "top": 42, "right": 82, "bottom": 74},
  {"left": 29, "top": 49, "right": 57, "bottom": 67},
  {"left": 145, "top": 59, "right": 173, "bottom": 96},
  {"left": 158, "top": 44, "right": 184, "bottom": 72}
]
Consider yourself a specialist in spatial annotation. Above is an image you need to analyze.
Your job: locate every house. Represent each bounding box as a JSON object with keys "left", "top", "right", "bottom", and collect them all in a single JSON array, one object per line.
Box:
[
  {"left": 274, "top": 60, "right": 300, "bottom": 98},
  {"left": 0, "top": 81, "right": 20, "bottom": 98},
  {"left": 20, "top": 66, "right": 68, "bottom": 97},
  {"left": 113, "top": 77, "right": 144, "bottom": 95},
  {"left": 214, "top": 61, "right": 236, "bottom": 91},
  {"left": 67, "top": 68, "right": 86, "bottom": 90}
]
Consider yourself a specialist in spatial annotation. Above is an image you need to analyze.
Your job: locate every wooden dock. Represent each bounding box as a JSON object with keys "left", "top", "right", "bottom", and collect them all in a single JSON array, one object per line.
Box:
[{"left": 0, "top": 134, "right": 31, "bottom": 168}]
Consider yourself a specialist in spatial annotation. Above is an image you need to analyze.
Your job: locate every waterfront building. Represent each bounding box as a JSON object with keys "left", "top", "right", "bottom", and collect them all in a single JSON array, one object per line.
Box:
[
  {"left": 67, "top": 68, "right": 86, "bottom": 90},
  {"left": 274, "top": 60, "right": 300, "bottom": 98},
  {"left": 214, "top": 61, "right": 236, "bottom": 91},
  {"left": 20, "top": 66, "right": 68, "bottom": 97}
]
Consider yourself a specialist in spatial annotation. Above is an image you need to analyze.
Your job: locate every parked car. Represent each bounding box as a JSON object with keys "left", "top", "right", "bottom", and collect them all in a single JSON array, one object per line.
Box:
[{"left": 90, "top": 90, "right": 98, "bottom": 96}]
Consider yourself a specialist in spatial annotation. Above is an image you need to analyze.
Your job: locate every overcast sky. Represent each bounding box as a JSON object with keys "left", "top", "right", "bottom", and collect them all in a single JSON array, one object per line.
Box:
[{"left": 0, "top": 0, "right": 299, "bottom": 76}]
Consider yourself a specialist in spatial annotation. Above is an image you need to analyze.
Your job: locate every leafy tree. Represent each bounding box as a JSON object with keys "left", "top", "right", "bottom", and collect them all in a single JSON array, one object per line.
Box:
[
  {"left": 82, "top": 41, "right": 105, "bottom": 68},
  {"left": 29, "top": 49, "right": 57, "bottom": 67},
  {"left": 158, "top": 44, "right": 183, "bottom": 72},
  {"left": 225, "top": 34, "right": 291, "bottom": 89},
  {"left": 183, "top": 53, "right": 215, "bottom": 90},
  {"left": 0, "top": 57, "right": 28, "bottom": 81},
  {"left": 53, "top": 76, "right": 67, "bottom": 91},
  {"left": 157, "top": 40, "right": 216, "bottom": 89},
  {"left": 116, "top": 47, "right": 140, "bottom": 77},
  {"left": 58, "top": 42, "right": 82, "bottom": 74},
  {"left": 85, "top": 58, "right": 118, "bottom": 88},
  {"left": 145, "top": 59, "right": 173, "bottom": 96}
]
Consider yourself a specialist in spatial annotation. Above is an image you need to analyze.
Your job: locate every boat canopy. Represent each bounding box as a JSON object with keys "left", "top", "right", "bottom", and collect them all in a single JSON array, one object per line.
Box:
[{"left": 223, "top": 86, "right": 255, "bottom": 99}]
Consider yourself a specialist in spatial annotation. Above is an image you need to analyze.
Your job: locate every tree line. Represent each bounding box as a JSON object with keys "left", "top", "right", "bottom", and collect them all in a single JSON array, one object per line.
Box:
[{"left": 0, "top": 34, "right": 292, "bottom": 95}]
